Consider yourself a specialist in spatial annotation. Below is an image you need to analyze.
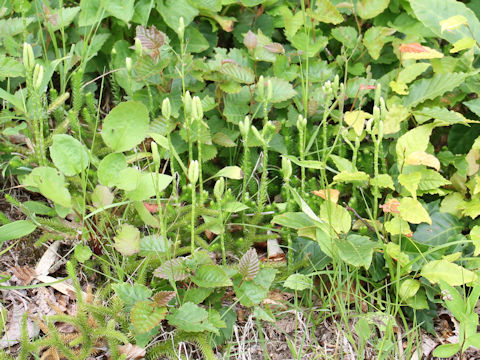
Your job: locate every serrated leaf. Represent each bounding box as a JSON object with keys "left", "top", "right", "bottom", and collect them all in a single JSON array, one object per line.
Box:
[
  {"left": 154, "top": 257, "right": 189, "bottom": 281},
  {"left": 131, "top": 300, "right": 167, "bottom": 333},
  {"left": 114, "top": 224, "right": 140, "bottom": 256},
  {"left": 396, "top": 124, "right": 435, "bottom": 166},
  {"left": 403, "top": 73, "right": 471, "bottom": 108},
  {"left": 308, "top": 0, "right": 343, "bottom": 24},
  {"left": 152, "top": 291, "right": 176, "bottom": 307},
  {"left": 451, "top": 37, "right": 476, "bottom": 53},
  {"left": 370, "top": 174, "right": 394, "bottom": 190},
  {"left": 238, "top": 248, "right": 260, "bottom": 281},
  {"left": 344, "top": 110, "right": 371, "bottom": 136},
  {"left": 220, "top": 62, "right": 255, "bottom": 84},
  {"left": 112, "top": 283, "right": 152, "bottom": 308},
  {"left": 356, "top": 0, "right": 389, "bottom": 20},
  {"left": 0, "top": 56, "right": 24, "bottom": 78},
  {"left": 421, "top": 259, "right": 477, "bottom": 286},
  {"left": 405, "top": 151, "right": 440, "bottom": 170},
  {"left": 337, "top": 234, "right": 377, "bottom": 269},
  {"left": 320, "top": 202, "right": 351, "bottom": 234},
  {"left": 167, "top": 302, "right": 218, "bottom": 334},
  {"left": 414, "top": 107, "right": 468, "bottom": 125},
  {"left": 398, "top": 197, "right": 432, "bottom": 225},
  {"left": 363, "top": 26, "right": 395, "bottom": 60},
  {"left": 410, "top": 0, "right": 480, "bottom": 53},
  {"left": 135, "top": 25, "right": 165, "bottom": 50},
  {"left": 212, "top": 132, "right": 236, "bottom": 147},
  {"left": 399, "top": 172, "right": 421, "bottom": 199},
  {"left": 261, "top": 77, "right": 297, "bottom": 103},
  {"left": 284, "top": 274, "right": 313, "bottom": 291},
  {"left": 384, "top": 216, "right": 411, "bottom": 236},
  {"left": 191, "top": 265, "right": 232, "bottom": 288},
  {"left": 333, "top": 171, "right": 369, "bottom": 183}
]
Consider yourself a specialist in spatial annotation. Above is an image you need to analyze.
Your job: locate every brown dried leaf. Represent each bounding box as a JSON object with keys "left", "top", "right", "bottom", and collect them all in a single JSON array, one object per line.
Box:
[
  {"left": 118, "top": 343, "right": 146, "bottom": 359},
  {"left": 264, "top": 42, "right": 285, "bottom": 54},
  {"left": 152, "top": 291, "right": 176, "bottom": 307},
  {"left": 238, "top": 248, "right": 260, "bottom": 281},
  {"left": 12, "top": 266, "right": 36, "bottom": 285},
  {"left": 136, "top": 25, "right": 165, "bottom": 50}
]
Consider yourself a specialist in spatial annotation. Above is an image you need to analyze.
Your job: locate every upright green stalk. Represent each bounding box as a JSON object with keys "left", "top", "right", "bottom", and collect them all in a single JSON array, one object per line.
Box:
[
  {"left": 188, "top": 161, "right": 199, "bottom": 255},
  {"left": 239, "top": 116, "right": 251, "bottom": 224},
  {"left": 282, "top": 157, "right": 294, "bottom": 271},
  {"left": 193, "top": 96, "right": 204, "bottom": 204},
  {"left": 297, "top": 115, "right": 307, "bottom": 193},
  {"left": 214, "top": 177, "right": 226, "bottom": 264}
]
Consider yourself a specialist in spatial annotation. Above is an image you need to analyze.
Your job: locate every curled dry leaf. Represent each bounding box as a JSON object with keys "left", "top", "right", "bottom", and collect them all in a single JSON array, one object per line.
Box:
[
  {"left": 379, "top": 198, "right": 400, "bottom": 214},
  {"left": 118, "top": 343, "right": 146, "bottom": 359},
  {"left": 11, "top": 266, "right": 36, "bottom": 285},
  {"left": 143, "top": 202, "right": 159, "bottom": 213},
  {"left": 312, "top": 189, "right": 340, "bottom": 204}
]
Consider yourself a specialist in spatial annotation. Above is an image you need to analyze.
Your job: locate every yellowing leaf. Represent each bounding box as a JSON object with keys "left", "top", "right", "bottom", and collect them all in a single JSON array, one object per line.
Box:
[
  {"left": 405, "top": 151, "right": 440, "bottom": 170},
  {"left": 114, "top": 224, "right": 140, "bottom": 256},
  {"left": 385, "top": 216, "right": 412, "bottom": 236},
  {"left": 450, "top": 37, "right": 476, "bottom": 53},
  {"left": 312, "top": 189, "right": 340, "bottom": 204},
  {"left": 465, "top": 148, "right": 480, "bottom": 176},
  {"left": 470, "top": 226, "right": 480, "bottom": 256},
  {"left": 399, "top": 172, "right": 421, "bottom": 199},
  {"left": 440, "top": 15, "right": 468, "bottom": 33},
  {"left": 399, "top": 43, "right": 444, "bottom": 60},
  {"left": 384, "top": 104, "right": 410, "bottom": 134},
  {"left": 398, "top": 197, "right": 432, "bottom": 225},
  {"left": 389, "top": 80, "right": 409, "bottom": 95},
  {"left": 421, "top": 259, "right": 477, "bottom": 286},
  {"left": 344, "top": 110, "right": 371, "bottom": 136}
]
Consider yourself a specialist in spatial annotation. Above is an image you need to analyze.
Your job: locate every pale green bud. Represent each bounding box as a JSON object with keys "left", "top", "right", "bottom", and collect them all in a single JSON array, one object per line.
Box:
[
  {"left": 183, "top": 91, "right": 192, "bottom": 116},
  {"left": 375, "top": 83, "right": 382, "bottom": 105},
  {"left": 33, "top": 64, "right": 44, "bottom": 91},
  {"left": 239, "top": 116, "right": 250, "bottom": 137},
  {"left": 251, "top": 125, "right": 264, "bottom": 144},
  {"left": 125, "top": 57, "right": 132, "bottom": 74},
  {"left": 214, "top": 177, "right": 225, "bottom": 200},
  {"left": 257, "top": 75, "right": 265, "bottom": 100},
  {"left": 296, "top": 114, "right": 307, "bottom": 131},
  {"left": 23, "top": 43, "right": 34, "bottom": 72},
  {"left": 151, "top": 141, "right": 160, "bottom": 167},
  {"left": 373, "top": 105, "right": 380, "bottom": 120},
  {"left": 134, "top": 38, "right": 143, "bottom": 57},
  {"left": 162, "top": 98, "right": 171, "bottom": 120},
  {"left": 193, "top": 96, "right": 203, "bottom": 121},
  {"left": 188, "top": 160, "right": 199, "bottom": 185},
  {"left": 332, "top": 74, "right": 340, "bottom": 94},
  {"left": 178, "top": 16, "right": 185, "bottom": 39},
  {"left": 281, "top": 157, "right": 292, "bottom": 180},
  {"left": 378, "top": 121, "right": 384, "bottom": 139},
  {"left": 266, "top": 79, "right": 273, "bottom": 101}
]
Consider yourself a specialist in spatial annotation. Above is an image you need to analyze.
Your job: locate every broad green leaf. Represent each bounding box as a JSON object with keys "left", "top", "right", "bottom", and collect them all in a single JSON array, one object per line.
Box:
[
  {"left": 280, "top": 6, "right": 304, "bottom": 39},
  {"left": 0, "top": 221, "right": 36, "bottom": 244},
  {"left": 333, "top": 171, "right": 369, "bottom": 183},
  {"left": 421, "top": 259, "right": 478, "bottom": 286},
  {"left": 337, "top": 235, "right": 377, "bottom": 269},
  {"left": 103, "top": 0, "right": 134, "bottom": 23},
  {"left": 432, "top": 343, "right": 462, "bottom": 358},
  {"left": 417, "top": 169, "right": 450, "bottom": 191},
  {"left": 116, "top": 167, "right": 142, "bottom": 191},
  {"left": 284, "top": 155, "right": 324, "bottom": 170},
  {"left": 114, "top": 224, "right": 140, "bottom": 256},
  {"left": 459, "top": 198, "right": 480, "bottom": 219},
  {"left": 399, "top": 172, "right": 421, "bottom": 198},
  {"left": 451, "top": 37, "right": 476, "bottom": 53},
  {"left": 284, "top": 274, "right": 313, "bottom": 291},
  {"left": 440, "top": 15, "right": 468, "bottom": 33},
  {"left": 470, "top": 226, "right": 480, "bottom": 256},
  {"left": 320, "top": 202, "right": 351, "bottom": 234},
  {"left": 399, "top": 279, "right": 420, "bottom": 300},
  {"left": 384, "top": 104, "right": 410, "bottom": 134},
  {"left": 290, "top": 32, "right": 328, "bottom": 58},
  {"left": 396, "top": 124, "right": 435, "bottom": 166},
  {"left": 0, "top": 56, "right": 24, "bottom": 78},
  {"left": 74, "top": 244, "right": 93, "bottom": 263},
  {"left": 271, "top": 212, "right": 316, "bottom": 229},
  {"left": 331, "top": 26, "right": 358, "bottom": 49},
  {"left": 183, "top": 27, "right": 209, "bottom": 53},
  {"left": 191, "top": 265, "right": 232, "bottom": 288},
  {"left": 398, "top": 197, "right": 432, "bottom": 225},
  {"left": 212, "top": 132, "right": 236, "bottom": 147},
  {"left": 223, "top": 201, "right": 249, "bottom": 213},
  {"left": 414, "top": 107, "right": 468, "bottom": 125},
  {"left": 220, "top": 62, "right": 255, "bottom": 84},
  {"left": 139, "top": 235, "right": 169, "bottom": 256},
  {"left": 410, "top": 0, "right": 480, "bottom": 53},
  {"left": 440, "top": 192, "right": 463, "bottom": 217},
  {"left": 97, "top": 153, "right": 128, "bottom": 187},
  {"left": 259, "top": 77, "right": 297, "bottom": 103},
  {"left": 233, "top": 268, "right": 277, "bottom": 307},
  {"left": 91, "top": 185, "right": 114, "bottom": 208},
  {"left": 50, "top": 135, "right": 90, "bottom": 176},
  {"left": 112, "top": 283, "right": 152, "bottom": 308},
  {"left": 102, "top": 100, "right": 150, "bottom": 152},
  {"left": 405, "top": 289, "right": 429, "bottom": 310},
  {"left": 398, "top": 63, "right": 431, "bottom": 84},
  {"left": 214, "top": 166, "right": 243, "bottom": 179},
  {"left": 308, "top": 0, "right": 343, "bottom": 24},
  {"left": 384, "top": 216, "right": 411, "bottom": 236},
  {"left": 22, "top": 167, "right": 72, "bottom": 208},
  {"left": 403, "top": 72, "right": 472, "bottom": 108},
  {"left": 370, "top": 174, "right": 394, "bottom": 190},
  {"left": 344, "top": 110, "right": 371, "bottom": 136},
  {"left": 330, "top": 154, "right": 354, "bottom": 172},
  {"left": 156, "top": 0, "right": 199, "bottom": 32},
  {"left": 0, "top": 17, "right": 34, "bottom": 39},
  {"left": 125, "top": 172, "right": 172, "bottom": 201},
  {"left": 188, "top": 0, "right": 221, "bottom": 12},
  {"left": 167, "top": 302, "right": 218, "bottom": 334},
  {"left": 253, "top": 306, "right": 275, "bottom": 323},
  {"left": 355, "top": 0, "right": 389, "bottom": 19},
  {"left": 131, "top": 300, "right": 167, "bottom": 333},
  {"left": 385, "top": 242, "right": 411, "bottom": 274},
  {"left": 363, "top": 27, "right": 395, "bottom": 60}
]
